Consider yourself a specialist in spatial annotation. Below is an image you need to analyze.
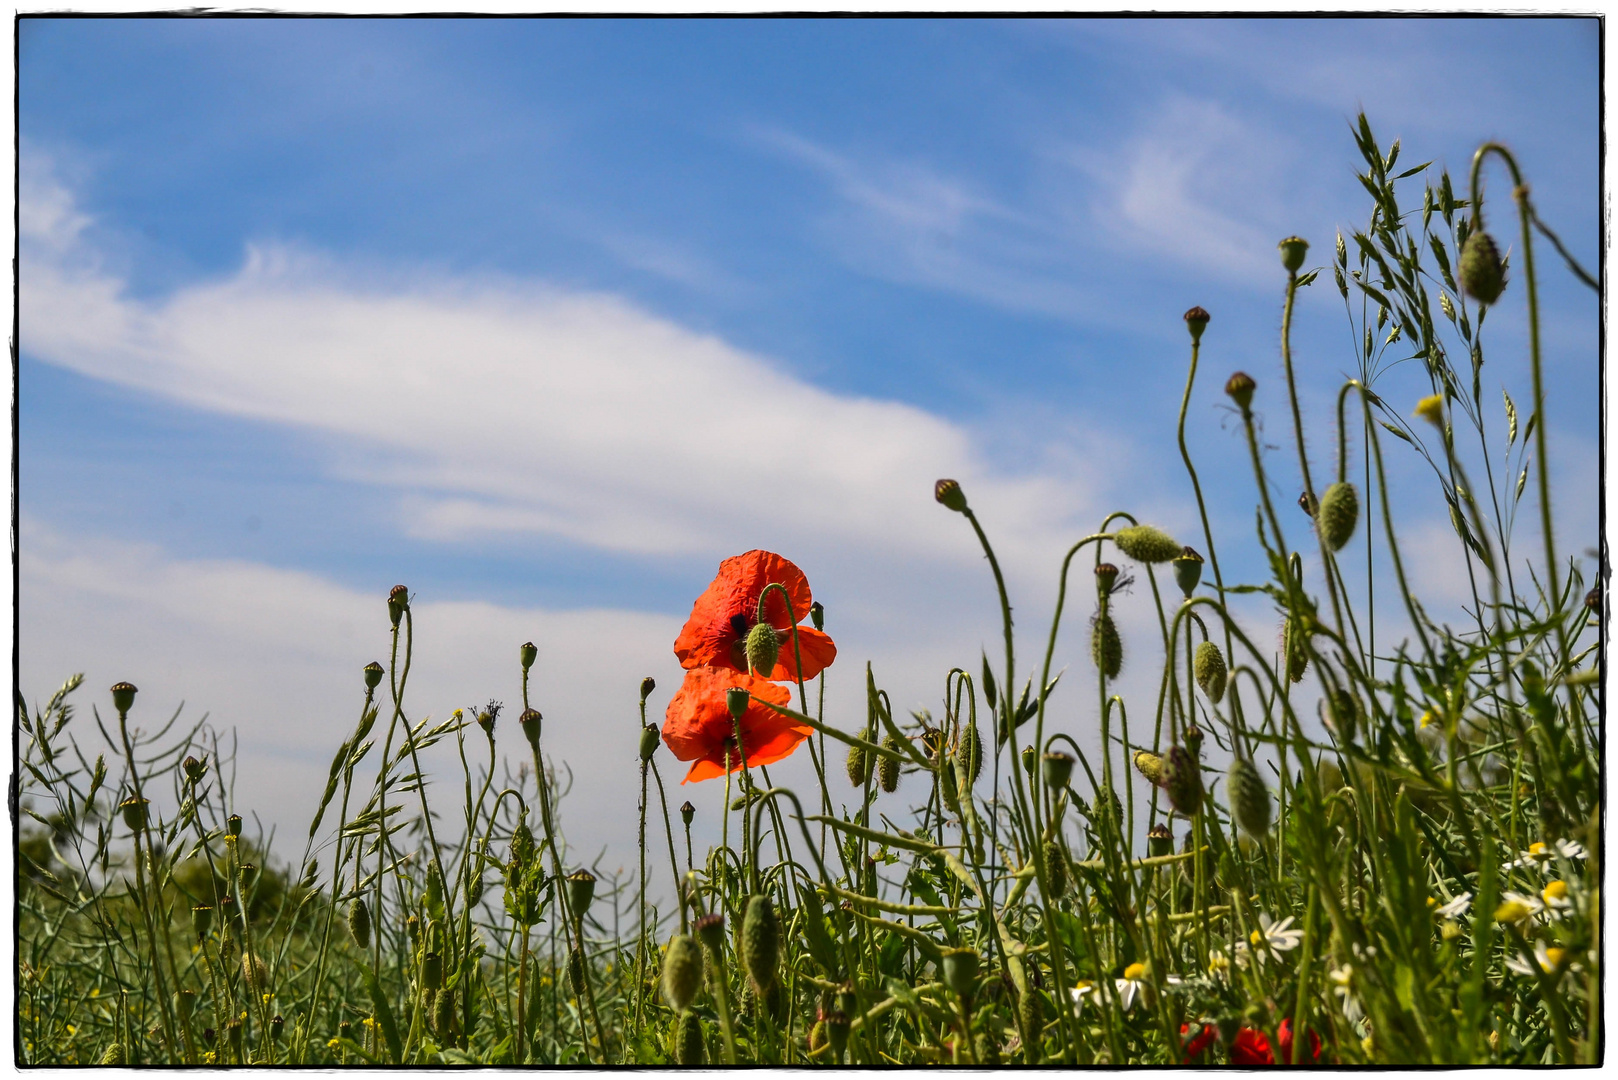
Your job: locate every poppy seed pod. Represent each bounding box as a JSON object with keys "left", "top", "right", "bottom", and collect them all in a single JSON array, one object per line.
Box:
[
  {"left": 1147, "top": 823, "right": 1174, "bottom": 858},
  {"left": 694, "top": 912, "right": 726, "bottom": 953},
  {"left": 679, "top": 800, "right": 695, "bottom": 826},
  {"left": 1160, "top": 744, "right": 1203, "bottom": 815},
  {"left": 941, "top": 947, "right": 980, "bottom": 998},
  {"left": 192, "top": 904, "right": 214, "bottom": 941},
  {"left": 363, "top": 661, "right": 384, "bottom": 690},
  {"left": 1227, "top": 757, "right": 1272, "bottom": 838},
  {"left": 957, "top": 722, "right": 984, "bottom": 785},
  {"left": 1113, "top": 524, "right": 1183, "bottom": 564},
  {"left": 1318, "top": 481, "right": 1359, "bottom": 551},
  {"left": 567, "top": 869, "right": 597, "bottom": 917},
  {"left": 845, "top": 743, "right": 869, "bottom": 787},
  {"left": 520, "top": 642, "right": 538, "bottom": 672},
  {"left": 111, "top": 682, "right": 137, "bottom": 715},
  {"left": 1459, "top": 229, "right": 1506, "bottom": 305},
  {"left": 1133, "top": 749, "right": 1164, "bottom": 784},
  {"left": 744, "top": 621, "right": 781, "bottom": 678},
  {"left": 175, "top": 989, "right": 196, "bottom": 1022},
  {"left": 1283, "top": 616, "right": 1310, "bottom": 683},
  {"left": 1194, "top": 641, "right": 1227, "bottom": 703},
  {"left": 1226, "top": 372, "right": 1256, "bottom": 410},
  {"left": 1172, "top": 547, "right": 1204, "bottom": 599},
  {"left": 674, "top": 1009, "right": 705, "bottom": 1065},
  {"left": 1042, "top": 751, "right": 1074, "bottom": 792},
  {"left": 568, "top": 946, "right": 586, "bottom": 996},
  {"left": 725, "top": 687, "right": 750, "bottom": 723},
  {"left": 934, "top": 478, "right": 968, "bottom": 513},
  {"left": 183, "top": 755, "right": 207, "bottom": 785},
  {"left": 639, "top": 724, "right": 661, "bottom": 762},
  {"left": 1278, "top": 235, "right": 1310, "bottom": 274},
  {"left": 1094, "top": 562, "right": 1119, "bottom": 597},
  {"left": 1043, "top": 840, "right": 1068, "bottom": 898},
  {"left": 1091, "top": 612, "right": 1123, "bottom": 679},
  {"left": 388, "top": 585, "right": 409, "bottom": 627},
  {"left": 422, "top": 951, "right": 443, "bottom": 991},
  {"left": 1184, "top": 305, "right": 1210, "bottom": 344},
  {"left": 810, "top": 601, "right": 825, "bottom": 631},
  {"left": 119, "top": 797, "right": 149, "bottom": 831},
  {"left": 519, "top": 709, "right": 542, "bottom": 745},
  {"left": 741, "top": 894, "right": 780, "bottom": 993},
  {"left": 639, "top": 676, "right": 656, "bottom": 702},
  {"left": 1021, "top": 745, "right": 1036, "bottom": 777},
  {"left": 825, "top": 1010, "right": 851, "bottom": 1062},
  {"left": 662, "top": 934, "right": 704, "bottom": 1011},
  {"left": 879, "top": 736, "right": 902, "bottom": 793}
]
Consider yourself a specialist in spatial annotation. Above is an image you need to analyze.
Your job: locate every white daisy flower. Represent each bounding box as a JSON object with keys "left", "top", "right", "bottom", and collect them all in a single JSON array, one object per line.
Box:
[
  {"left": 1248, "top": 912, "right": 1304, "bottom": 955},
  {"left": 1541, "top": 880, "right": 1572, "bottom": 911},
  {"left": 1069, "top": 980, "right": 1096, "bottom": 1018},
  {"left": 1206, "top": 952, "right": 1232, "bottom": 982},
  {"left": 1114, "top": 962, "right": 1149, "bottom": 1012},
  {"left": 1505, "top": 940, "right": 1573, "bottom": 978},
  {"left": 1503, "top": 839, "right": 1589, "bottom": 872},
  {"left": 1493, "top": 890, "right": 1545, "bottom": 925},
  {"left": 1328, "top": 963, "right": 1364, "bottom": 1023},
  {"left": 1431, "top": 892, "right": 1473, "bottom": 919}
]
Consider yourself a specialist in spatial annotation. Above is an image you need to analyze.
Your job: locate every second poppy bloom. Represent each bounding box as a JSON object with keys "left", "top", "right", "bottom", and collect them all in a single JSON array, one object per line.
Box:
[
  {"left": 661, "top": 666, "right": 813, "bottom": 783},
  {"left": 673, "top": 550, "right": 836, "bottom": 682}
]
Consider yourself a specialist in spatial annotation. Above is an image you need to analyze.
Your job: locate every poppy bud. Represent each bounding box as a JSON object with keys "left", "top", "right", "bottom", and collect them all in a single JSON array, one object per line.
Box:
[
  {"left": 99, "top": 1043, "right": 125, "bottom": 1065},
  {"left": 662, "top": 934, "right": 704, "bottom": 1011},
  {"left": 111, "top": 682, "right": 137, "bottom": 715},
  {"left": 1133, "top": 749, "right": 1165, "bottom": 785},
  {"left": 1184, "top": 724, "right": 1203, "bottom": 757},
  {"left": 1042, "top": 751, "right": 1074, "bottom": 792},
  {"left": 567, "top": 869, "right": 597, "bottom": 917},
  {"left": 845, "top": 743, "right": 869, "bottom": 787},
  {"left": 674, "top": 1009, "right": 705, "bottom": 1065},
  {"left": 1318, "top": 482, "right": 1359, "bottom": 551},
  {"left": 1172, "top": 547, "right": 1203, "bottom": 599},
  {"left": 1298, "top": 489, "right": 1318, "bottom": 518},
  {"left": 467, "top": 872, "right": 484, "bottom": 906},
  {"left": 520, "top": 641, "right": 538, "bottom": 672},
  {"left": 119, "top": 797, "right": 149, "bottom": 831},
  {"left": 934, "top": 478, "right": 968, "bottom": 513},
  {"left": 741, "top": 894, "right": 780, "bottom": 993},
  {"left": 1325, "top": 687, "right": 1359, "bottom": 744},
  {"left": 1091, "top": 612, "right": 1123, "bottom": 679},
  {"left": 725, "top": 687, "right": 750, "bottom": 723},
  {"left": 363, "top": 661, "right": 384, "bottom": 691},
  {"left": 520, "top": 709, "right": 542, "bottom": 745},
  {"left": 1194, "top": 641, "right": 1227, "bottom": 703},
  {"left": 1226, "top": 371, "right": 1256, "bottom": 410},
  {"left": 1160, "top": 744, "right": 1202, "bottom": 815},
  {"left": 956, "top": 722, "right": 983, "bottom": 785},
  {"left": 433, "top": 988, "right": 457, "bottom": 1043},
  {"left": 694, "top": 912, "right": 726, "bottom": 954},
  {"left": 743, "top": 622, "right": 780, "bottom": 678},
  {"left": 825, "top": 1010, "right": 851, "bottom": 1062},
  {"left": 810, "top": 601, "right": 825, "bottom": 631},
  {"left": 941, "top": 947, "right": 980, "bottom": 998},
  {"left": 1459, "top": 230, "right": 1506, "bottom": 305},
  {"left": 1283, "top": 615, "right": 1310, "bottom": 683},
  {"left": 1227, "top": 757, "right": 1271, "bottom": 838},
  {"left": 1113, "top": 524, "right": 1183, "bottom": 564},
  {"left": 242, "top": 951, "right": 269, "bottom": 992},
  {"left": 406, "top": 914, "right": 421, "bottom": 950},
  {"left": 879, "top": 736, "right": 901, "bottom": 793},
  {"left": 183, "top": 756, "right": 207, "bottom": 785},
  {"left": 192, "top": 904, "right": 214, "bottom": 941},
  {"left": 1043, "top": 840, "right": 1067, "bottom": 898},
  {"left": 568, "top": 946, "right": 586, "bottom": 996},
  {"left": 1278, "top": 235, "right": 1309, "bottom": 273},
  {"left": 1095, "top": 562, "right": 1119, "bottom": 597},
  {"left": 640, "top": 676, "right": 656, "bottom": 701},
  {"left": 639, "top": 724, "right": 660, "bottom": 762},
  {"left": 939, "top": 760, "right": 961, "bottom": 813},
  {"left": 679, "top": 800, "right": 695, "bottom": 826},
  {"left": 226, "top": 813, "right": 243, "bottom": 838},
  {"left": 1147, "top": 823, "right": 1173, "bottom": 857},
  {"left": 388, "top": 585, "right": 409, "bottom": 627},
  {"left": 1184, "top": 306, "right": 1210, "bottom": 344}
]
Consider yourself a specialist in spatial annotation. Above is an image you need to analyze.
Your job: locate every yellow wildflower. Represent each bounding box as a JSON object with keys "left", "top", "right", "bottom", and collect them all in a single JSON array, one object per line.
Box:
[{"left": 1414, "top": 394, "right": 1445, "bottom": 426}]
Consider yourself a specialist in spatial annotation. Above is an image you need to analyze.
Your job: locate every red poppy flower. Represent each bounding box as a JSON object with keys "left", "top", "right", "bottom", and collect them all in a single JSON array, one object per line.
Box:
[
  {"left": 1276, "top": 1019, "right": 1321, "bottom": 1065},
  {"left": 661, "top": 666, "right": 811, "bottom": 783},
  {"left": 1230, "top": 1027, "right": 1274, "bottom": 1066},
  {"left": 1180, "top": 1023, "right": 1217, "bottom": 1062},
  {"left": 673, "top": 550, "right": 836, "bottom": 682}
]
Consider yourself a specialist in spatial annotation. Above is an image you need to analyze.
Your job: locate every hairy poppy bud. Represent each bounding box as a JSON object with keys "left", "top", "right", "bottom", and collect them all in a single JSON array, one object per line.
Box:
[
  {"left": 1091, "top": 612, "right": 1123, "bottom": 678},
  {"left": 956, "top": 722, "right": 983, "bottom": 785},
  {"left": 1184, "top": 724, "right": 1203, "bottom": 758},
  {"left": 846, "top": 742, "right": 869, "bottom": 787},
  {"left": 674, "top": 1009, "right": 705, "bottom": 1065},
  {"left": 519, "top": 709, "right": 542, "bottom": 745},
  {"left": 744, "top": 622, "right": 780, "bottom": 678},
  {"left": 363, "top": 661, "right": 384, "bottom": 691},
  {"left": 1318, "top": 482, "right": 1359, "bottom": 551},
  {"left": 567, "top": 869, "right": 596, "bottom": 917},
  {"left": 99, "top": 1043, "right": 125, "bottom": 1065},
  {"left": 192, "top": 904, "right": 214, "bottom": 941},
  {"left": 741, "top": 894, "right": 780, "bottom": 993},
  {"left": 1459, "top": 229, "right": 1506, "bottom": 305},
  {"left": 934, "top": 478, "right": 968, "bottom": 513},
  {"left": 725, "top": 687, "right": 750, "bottom": 723},
  {"left": 1160, "top": 744, "right": 1202, "bottom": 815},
  {"left": 810, "top": 601, "right": 825, "bottom": 630},
  {"left": 1172, "top": 546, "right": 1204, "bottom": 599},
  {"left": 1226, "top": 372, "right": 1256, "bottom": 410},
  {"left": 679, "top": 800, "right": 695, "bottom": 826},
  {"left": 640, "top": 676, "right": 656, "bottom": 701},
  {"left": 879, "top": 736, "right": 902, "bottom": 793},
  {"left": 1278, "top": 235, "right": 1309, "bottom": 274},
  {"left": 433, "top": 988, "right": 457, "bottom": 1043},
  {"left": 1018, "top": 987, "right": 1043, "bottom": 1060},
  {"left": 111, "top": 682, "right": 137, "bottom": 715},
  {"left": 1283, "top": 616, "right": 1310, "bottom": 683},
  {"left": 1194, "top": 641, "right": 1227, "bottom": 703},
  {"left": 1133, "top": 750, "right": 1164, "bottom": 784},
  {"left": 1113, "top": 525, "right": 1182, "bottom": 564},
  {"left": 1042, "top": 751, "right": 1074, "bottom": 791},
  {"left": 184, "top": 756, "right": 207, "bottom": 785},
  {"left": 467, "top": 872, "right": 484, "bottom": 906},
  {"left": 568, "top": 946, "right": 586, "bottom": 996},
  {"left": 388, "top": 585, "right": 409, "bottom": 627},
  {"left": 694, "top": 912, "right": 726, "bottom": 953},
  {"left": 1184, "top": 306, "right": 1210, "bottom": 344},
  {"left": 1095, "top": 562, "right": 1119, "bottom": 597},
  {"left": 639, "top": 724, "right": 660, "bottom": 762},
  {"left": 942, "top": 947, "right": 979, "bottom": 998},
  {"left": 1043, "top": 840, "right": 1068, "bottom": 898},
  {"left": 825, "top": 1010, "right": 851, "bottom": 1062},
  {"left": 1147, "top": 823, "right": 1173, "bottom": 857},
  {"left": 662, "top": 934, "right": 704, "bottom": 1011},
  {"left": 119, "top": 797, "right": 148, "bottom": 831},
  {"left": 939, "top": 759, "right": 961, "bottom": 814},
  {"left": 422, "top": 951, "right": 442, "bottom": 992},
  {"left": 1227, "top": 757, "right": 1271, "bottom": 838}
]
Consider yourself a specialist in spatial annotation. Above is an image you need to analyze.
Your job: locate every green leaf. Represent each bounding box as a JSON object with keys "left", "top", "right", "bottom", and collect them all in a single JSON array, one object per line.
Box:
[
  {"left": 361, "top": 960, "right": 404, "bottom": 1064},
  {"left": 796, "top": 883, "right": 842, "bottom": 977}
]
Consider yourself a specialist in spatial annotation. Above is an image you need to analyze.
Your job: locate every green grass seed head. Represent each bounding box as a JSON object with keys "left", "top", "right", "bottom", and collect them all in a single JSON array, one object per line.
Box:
[
  {"left": 1091, "top": 612, "right": 1123, "bottom": 678},
  {"left": 1227, "top": 757, "right": 1272, "bottom": 838},
  {"left": 741, "top": 894, "right": 780, "bottom": 993},
  {"left": 1194, "top": 641, "right": 1227, "bottom": 703},
  {"left": 662, "top": 934, "right": 704, "bottom": 1011},
  {"left": 1113, "top": 524, "right": 1182, "bottom": 564},
  {"left": 1460, "top": 229, "right": 1507, "bottom": 305},
  {"left": 1318, "top": 481, "right": 1359, "bottom": 551}
]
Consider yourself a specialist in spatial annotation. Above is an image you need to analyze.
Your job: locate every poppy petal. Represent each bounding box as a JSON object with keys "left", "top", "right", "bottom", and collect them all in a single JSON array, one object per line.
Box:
[{"left": 768, "top": 626, "right": 838, "bottom": 682}]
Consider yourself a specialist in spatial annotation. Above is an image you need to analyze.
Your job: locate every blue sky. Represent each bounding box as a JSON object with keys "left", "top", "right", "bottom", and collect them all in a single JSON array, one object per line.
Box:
[{"left": 19, "top": 16, "right": 1601, "bottom": 884}]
